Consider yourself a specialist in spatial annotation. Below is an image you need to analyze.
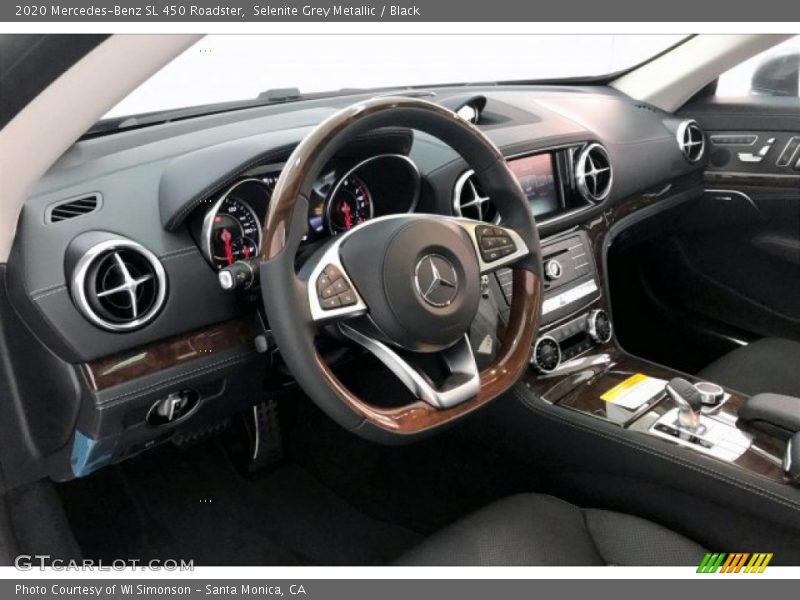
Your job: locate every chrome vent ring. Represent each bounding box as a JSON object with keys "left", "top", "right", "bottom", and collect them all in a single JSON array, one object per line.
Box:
[
  {"left": 453, "top": 170, "right": 499, "bottom": 223},
  {"left": 677, "top": 120, "right": 705, "bottom": 163},
  {"left": 70, "top": 239, "right": 167, "bottom": 331},
  {"left": 575, "top": 143, "right": 613, "bottom": 203}
]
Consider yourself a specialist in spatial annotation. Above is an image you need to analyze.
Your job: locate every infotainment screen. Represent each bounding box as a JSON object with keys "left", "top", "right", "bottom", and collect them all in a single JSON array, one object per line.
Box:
[{"left": 507, "top": 153, "right": 560, "bottom": 217}]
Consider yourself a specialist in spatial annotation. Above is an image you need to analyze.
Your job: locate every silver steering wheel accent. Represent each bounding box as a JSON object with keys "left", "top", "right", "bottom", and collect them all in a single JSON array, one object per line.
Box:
[{"left": 339, "top": 324, "right": 480, "bottom": 409}]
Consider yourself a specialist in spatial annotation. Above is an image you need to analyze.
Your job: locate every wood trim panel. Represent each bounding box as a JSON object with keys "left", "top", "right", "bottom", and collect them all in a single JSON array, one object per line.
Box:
[
  {"left": 528, "top": 350, "right": 787, "bottom": 483},
  {"left": 704, "top": 171, "right": 800, "bottom": 189},
  {"left": 83, "top": 318, "right": 258, "bottom": 391}
]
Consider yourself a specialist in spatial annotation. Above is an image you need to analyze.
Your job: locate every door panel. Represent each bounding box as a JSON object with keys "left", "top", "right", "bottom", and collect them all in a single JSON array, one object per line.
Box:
[{"left": 671, "top": 98, "right": 800, "bottom": 343}]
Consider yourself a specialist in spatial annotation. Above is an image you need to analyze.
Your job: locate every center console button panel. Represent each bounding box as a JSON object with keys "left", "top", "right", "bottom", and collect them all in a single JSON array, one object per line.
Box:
[
  {"left": 649, "top": 407, "right": 753, "bottom": 462},
  {"left": 532, "top": 308, "right": 613, "bottom": 371},
  {"left": 495, "top": 231, "right": 599, "bottom": 325}
]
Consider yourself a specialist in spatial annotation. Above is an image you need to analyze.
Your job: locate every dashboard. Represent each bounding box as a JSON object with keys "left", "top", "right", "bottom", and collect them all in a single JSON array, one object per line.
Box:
[{"left": 2, "top": 84, "right": 708, "bottom": 483}]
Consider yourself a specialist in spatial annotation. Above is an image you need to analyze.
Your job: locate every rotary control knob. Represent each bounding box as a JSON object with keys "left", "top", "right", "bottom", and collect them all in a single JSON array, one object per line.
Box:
[
  {"left": 531, "top": 336, "right": 561, "bottom": 374},
  {"left": 544, "top": 259, "right": 563, "bottom": 281},
  {"left": 694, "top": 381, "right": 725, "bottom": 406},
  {"left": 587, "top": 309, "right": 613, "bottom": 344}
]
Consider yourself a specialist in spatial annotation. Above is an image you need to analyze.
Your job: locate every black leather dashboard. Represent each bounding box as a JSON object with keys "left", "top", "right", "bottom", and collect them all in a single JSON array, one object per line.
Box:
[{"left": 8, "top": 85, "right": 704, "bottom": 364}]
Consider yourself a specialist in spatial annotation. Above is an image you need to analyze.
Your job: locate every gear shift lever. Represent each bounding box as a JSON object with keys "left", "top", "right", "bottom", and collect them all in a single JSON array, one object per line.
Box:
[{"left": 665, "top": 378, "right": 704, "bottom": 430}]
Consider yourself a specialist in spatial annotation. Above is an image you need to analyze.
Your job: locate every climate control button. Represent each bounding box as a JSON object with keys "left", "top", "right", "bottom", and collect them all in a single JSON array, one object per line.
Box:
[
  {"left": 531, "top": 336, "right": 561, "bottom": 374},
  {"left": 587, "top": 309, "right": 613, "bottom": 344}
]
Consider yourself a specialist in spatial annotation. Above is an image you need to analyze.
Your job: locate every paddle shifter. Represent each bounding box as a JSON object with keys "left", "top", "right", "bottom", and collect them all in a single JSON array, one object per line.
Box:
[{"left": 665, "top": 378, "right": 704, "bottom": 430}]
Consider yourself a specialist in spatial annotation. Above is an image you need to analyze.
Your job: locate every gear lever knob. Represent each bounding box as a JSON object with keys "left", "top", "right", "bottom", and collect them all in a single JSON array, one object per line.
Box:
[{"left": 665, "top": 377, "right": 704, "bottom": 430}]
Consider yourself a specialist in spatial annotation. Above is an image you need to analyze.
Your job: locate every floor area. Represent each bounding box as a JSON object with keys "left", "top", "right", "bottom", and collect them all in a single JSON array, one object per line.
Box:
[
  {"left": 55, "top": 390, "right": 539, "bottom": 566},
  {"left": 57, "top": 439, "right": 422, "bottom": 566}
]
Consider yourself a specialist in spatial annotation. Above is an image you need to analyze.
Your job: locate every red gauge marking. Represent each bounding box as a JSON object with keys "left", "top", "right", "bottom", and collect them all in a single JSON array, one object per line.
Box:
[
  {"left": 221, "top": 228, "right": 233, "bottom": 265},
  {"left": 243, "top": 244, "right": 251, "bottom": 259},
  {"left": 343, "top": 201, "right": 351, "bottom": 230}
]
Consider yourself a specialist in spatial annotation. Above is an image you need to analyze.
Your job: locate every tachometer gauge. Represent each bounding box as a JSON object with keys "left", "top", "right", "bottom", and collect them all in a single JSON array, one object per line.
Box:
[
  {"left": 202, "top": 179, "right": 265, "bottom": 269},
  {"left": 326, "top": 175, "right": 373, "bottom": 235}
]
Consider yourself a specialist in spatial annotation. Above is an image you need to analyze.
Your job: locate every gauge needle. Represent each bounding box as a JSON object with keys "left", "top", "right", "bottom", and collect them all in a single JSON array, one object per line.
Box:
[
  {"left": 343, "top": 202, "right": 351, "bottom": 230},
  {"left": 221, "top": 228, "right": 233, "bottom": 265}
]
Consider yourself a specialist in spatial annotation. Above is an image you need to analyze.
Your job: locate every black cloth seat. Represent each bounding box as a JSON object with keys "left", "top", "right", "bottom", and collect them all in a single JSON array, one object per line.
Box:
[
  {"left": 396, "top": 494, "right": 706, "bottom": 566},
  {"left": 698, "top": 337, "right": 800, "bottom": 397}
]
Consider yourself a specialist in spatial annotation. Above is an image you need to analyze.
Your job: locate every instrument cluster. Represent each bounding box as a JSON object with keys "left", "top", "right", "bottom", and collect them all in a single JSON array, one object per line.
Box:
[{"left": 195, "top": 154, "right": 421, "bottom": 270}]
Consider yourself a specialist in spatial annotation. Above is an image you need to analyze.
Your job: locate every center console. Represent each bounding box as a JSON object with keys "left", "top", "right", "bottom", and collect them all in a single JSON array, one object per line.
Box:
[
  {"left": 485, "top": 148, "right": 797, "bottom": 492},
  {"left": 517, "top": 225, "right": 792, "bottom": 486}
]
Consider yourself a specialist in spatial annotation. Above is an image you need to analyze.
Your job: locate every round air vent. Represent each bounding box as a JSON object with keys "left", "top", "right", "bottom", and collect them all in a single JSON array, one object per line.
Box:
[
  {"left": 575, "top": 143, "right": 613, "bottom": 203},
  {"left": 453, "top": 171, "right": 499, "bottom": 223},
  {"left": 677, "top": 120, "right": 705, "bottom": 163},
  {"left": 70, "top": 239, "right": 167, "bottom": 331}
]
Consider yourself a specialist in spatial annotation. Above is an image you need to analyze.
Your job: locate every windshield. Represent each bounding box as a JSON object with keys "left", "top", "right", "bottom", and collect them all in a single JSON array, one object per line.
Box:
[{"left": 105, "top": 34, "right": 687, "bottom": 120}]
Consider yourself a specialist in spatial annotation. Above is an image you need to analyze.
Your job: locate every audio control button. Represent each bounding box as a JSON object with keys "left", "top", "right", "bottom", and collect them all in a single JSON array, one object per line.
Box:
[{"left": 545, "top": 259, "right": 563, "bottom": 281}]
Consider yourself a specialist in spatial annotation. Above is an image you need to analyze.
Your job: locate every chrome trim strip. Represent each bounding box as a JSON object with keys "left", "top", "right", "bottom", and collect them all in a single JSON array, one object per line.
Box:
[
  {"left": 704, "top": 188, "right": 759, "bottom": 212},
  {"left": 340, "top": 325, "right": 480, "bottom": 409}
]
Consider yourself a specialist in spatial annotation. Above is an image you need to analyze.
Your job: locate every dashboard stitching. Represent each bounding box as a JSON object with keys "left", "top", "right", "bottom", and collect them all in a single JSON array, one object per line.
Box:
[
  {"left": 32, "top": 286, "right": 67, "bottom": 301},
  {"left": 158, "top": 246, "right": 198, "bottom": 259},
  {"left": 97, "top": 351, "right": 257, "bottom": 406},
  {"left": 513, "top": 387, "right": 800, "bottom": 513},
  {"left": 28, "top": 282, "right": 66, "bottom": 296},
  {"left": 159, "top": 250, "right": 200, "bottom": 262}
]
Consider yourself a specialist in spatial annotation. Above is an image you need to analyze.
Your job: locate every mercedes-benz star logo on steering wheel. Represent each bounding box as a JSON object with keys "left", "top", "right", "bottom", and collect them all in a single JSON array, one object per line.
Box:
[{"left": 414, "top": 254, "right": 459, "bottom": 307}]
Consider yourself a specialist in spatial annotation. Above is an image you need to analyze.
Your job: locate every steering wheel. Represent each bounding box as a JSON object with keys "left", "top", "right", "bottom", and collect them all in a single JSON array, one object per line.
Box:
[{"left": 259, "top": 97, "right": 543, "bottom": 442}]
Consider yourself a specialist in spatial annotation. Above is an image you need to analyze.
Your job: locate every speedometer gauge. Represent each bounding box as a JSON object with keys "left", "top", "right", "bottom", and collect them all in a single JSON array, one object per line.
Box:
[
  {"left": 326, "top": 175, "right": 373, "bottom": 235},
  {"left": 202, "top": 179, "right": 265, "bottom": 270}
]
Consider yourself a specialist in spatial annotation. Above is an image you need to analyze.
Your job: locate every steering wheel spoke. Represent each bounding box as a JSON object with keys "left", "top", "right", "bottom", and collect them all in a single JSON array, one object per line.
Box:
[
  {"left": 451, "top": 218, "right": 530, "bottom": 274},
  {"left": 340, "top": 323, "right": 480, "bottom": 409}
]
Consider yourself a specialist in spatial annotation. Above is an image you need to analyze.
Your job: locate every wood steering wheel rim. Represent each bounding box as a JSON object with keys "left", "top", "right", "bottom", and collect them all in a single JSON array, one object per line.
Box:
[{"left": 259, "top": 96, "right": 543, "bottom": 440}]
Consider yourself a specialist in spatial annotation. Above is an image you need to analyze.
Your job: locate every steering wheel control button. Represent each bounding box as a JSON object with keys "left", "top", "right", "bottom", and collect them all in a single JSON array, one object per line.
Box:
[
  {"left": 338, "top": 290, "right": 357, "bottom": 306},
  {"left": 317, "top": 264, "right": 355, "bottom": 310},
  {"left": 475, "top": 225, "right": 516, "bottom": 263},
  {"left": 320, "top": 296, "right": 342, "bottom": 310}
]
